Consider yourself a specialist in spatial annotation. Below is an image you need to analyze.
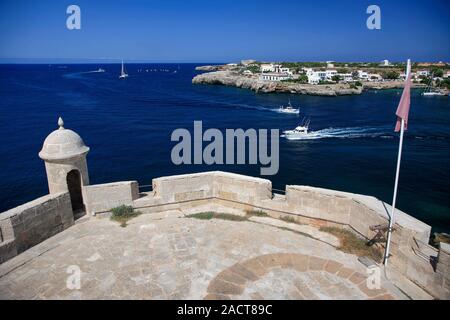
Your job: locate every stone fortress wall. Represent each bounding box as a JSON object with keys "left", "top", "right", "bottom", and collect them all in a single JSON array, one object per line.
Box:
[
  {"left": 0, "top": 192, "right": 73, "bottom": 264},
  {"left": 0, "top": 119, "right": 448, "bottom": 299},
  {"left": 89, "top": 171, "right": 450, "bottom": 299}
]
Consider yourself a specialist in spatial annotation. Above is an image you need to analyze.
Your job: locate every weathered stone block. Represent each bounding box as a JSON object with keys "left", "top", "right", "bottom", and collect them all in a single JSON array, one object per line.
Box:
[
  {"left": 0, "top": 192, "right": 73, "bottom": 264},
  {"left": 84, "top": 181, "right": 139, "bottom": 215}
]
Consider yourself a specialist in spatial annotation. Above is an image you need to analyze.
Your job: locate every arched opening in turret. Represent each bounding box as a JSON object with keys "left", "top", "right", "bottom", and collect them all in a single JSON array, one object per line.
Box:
[{"left": 66, "top": 169, "right": 84, "bottom": 219}]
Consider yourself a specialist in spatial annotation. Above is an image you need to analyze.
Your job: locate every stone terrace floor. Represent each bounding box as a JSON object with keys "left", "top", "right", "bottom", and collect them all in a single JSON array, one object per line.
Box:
[{"left": 0, "top": 210, "right": 410, "bottom": 300}]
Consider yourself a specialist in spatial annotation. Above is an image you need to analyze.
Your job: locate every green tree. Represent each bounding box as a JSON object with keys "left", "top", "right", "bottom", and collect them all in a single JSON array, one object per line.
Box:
[
  {"left": 246, "top": 65, "right": 260, "bottom": 73},
  {"left": 331, "top": 75, "right": 341, "bottom": 82},
  {"left": 382, "top": 71, "right": 400, "bottom": 80},
  {"left": 297, "top": 74, "right": 308, "bottom": 83},
  {"left": 431, "top": 68, "right": 444, "bottom": 77}
]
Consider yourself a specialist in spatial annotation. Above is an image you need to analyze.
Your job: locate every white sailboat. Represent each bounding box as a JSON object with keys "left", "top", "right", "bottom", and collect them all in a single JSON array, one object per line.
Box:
[{"left": 119, "top": 60, "right": 128, "bottom": 79}]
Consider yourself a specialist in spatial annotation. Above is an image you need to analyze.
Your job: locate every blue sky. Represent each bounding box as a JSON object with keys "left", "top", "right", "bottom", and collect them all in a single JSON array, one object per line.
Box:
[{"left": 0, "top": 0, "right": 449, "bottom": 63}]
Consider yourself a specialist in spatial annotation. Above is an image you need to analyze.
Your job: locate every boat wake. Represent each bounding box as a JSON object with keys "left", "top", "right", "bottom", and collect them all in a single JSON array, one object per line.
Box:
[
  {"left": 63, "top": 70, "right": 106, "bottom": 79},
  {"left": 282, "top": 126, "right": 392, "bottom": 140}
]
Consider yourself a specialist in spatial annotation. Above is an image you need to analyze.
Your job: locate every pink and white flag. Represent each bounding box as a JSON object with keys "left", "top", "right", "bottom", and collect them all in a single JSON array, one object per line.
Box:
[{"left": 395, "top": 72, "right": 412, "bottom": 132}]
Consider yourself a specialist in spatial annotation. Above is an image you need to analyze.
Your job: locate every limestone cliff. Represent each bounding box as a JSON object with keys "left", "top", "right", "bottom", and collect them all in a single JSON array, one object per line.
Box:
[
  {"left": 192, "top": 70, "right": 427, "bottom": 96},
  {"left": 192, "top": 71, "right": 362, "bottom": 96}
]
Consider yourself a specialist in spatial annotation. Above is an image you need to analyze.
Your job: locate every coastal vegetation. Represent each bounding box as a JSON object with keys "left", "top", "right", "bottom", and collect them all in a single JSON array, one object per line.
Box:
[
  {"left": 281, "top": 74, "right": 309, "bottom": 84},
  {"left": 245, "top": 65, "right": 260, "bottom": 74},
  {"left": 193, "top": 59, "right": 447, "bottom": 96},
  {"left": 110, "top": 205, "right": 142, "bottom": 227},
  {"left": 437, "top": 77, "right": 450, "bottom": 89},
  {"left": 381, "top": 70, "right": 400, "bottom": 80},
  {"left": 350, "top": 81, "right": 363, "bottom": 89}
]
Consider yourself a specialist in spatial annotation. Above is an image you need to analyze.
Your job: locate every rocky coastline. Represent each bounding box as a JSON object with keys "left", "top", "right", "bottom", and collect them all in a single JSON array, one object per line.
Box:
[{"left": 192, "top": 70, "right": 426, "bottom": 96}]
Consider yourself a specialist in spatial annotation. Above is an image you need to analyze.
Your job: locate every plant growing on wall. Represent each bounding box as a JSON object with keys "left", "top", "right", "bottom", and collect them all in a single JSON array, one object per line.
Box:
[{"left": 110, "top": 205, "right": 142, "bottom": 227}]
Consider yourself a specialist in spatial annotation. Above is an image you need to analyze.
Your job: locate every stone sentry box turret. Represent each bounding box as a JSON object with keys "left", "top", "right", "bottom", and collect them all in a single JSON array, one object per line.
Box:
[{"left": 39, "top": 117, "right": 90, "bottom": 215}]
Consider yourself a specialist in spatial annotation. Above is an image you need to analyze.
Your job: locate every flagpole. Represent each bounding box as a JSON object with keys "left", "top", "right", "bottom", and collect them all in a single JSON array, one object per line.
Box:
[
  {"left": 384, "top": 59, "right": 410, "bottom": 266},
  {"left": 384, "top": 118, "right": 404, "bottom": 266}
]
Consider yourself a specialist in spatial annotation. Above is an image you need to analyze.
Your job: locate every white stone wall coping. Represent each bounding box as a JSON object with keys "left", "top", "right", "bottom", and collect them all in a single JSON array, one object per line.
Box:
[
  {"left": 84, "top": 181, "right": 137, "bottom": 189},
  {"left": 154, "top": 171, "right": 272, "bottom": 184},
  {"left": 287, "top": 185, "right": 430, "bottom": 235},
  {"left": 0, "top": 192, "right": 67, "bottom": 220}
]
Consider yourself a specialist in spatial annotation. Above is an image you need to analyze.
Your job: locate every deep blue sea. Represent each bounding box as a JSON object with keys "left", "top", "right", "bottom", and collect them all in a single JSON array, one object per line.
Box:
[{"left": 0, "top": 64, "right": 449, "bottom": 233}]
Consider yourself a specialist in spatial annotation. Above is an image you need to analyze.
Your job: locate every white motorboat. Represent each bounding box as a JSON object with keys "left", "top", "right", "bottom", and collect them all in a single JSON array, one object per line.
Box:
[
  {"left": 96, "top": 68, "right": 105, "bottom": 73},
  {"left": 278, "top": 100, "right": 300, "bottom": 114},
  {"left": 119, "top": 60, "right": 128, "bottom": 79},
  {"left": 423, "top": 91, "right": 445, "bottom": 96},
  {"left": 282, "top": 119, "right": 311, "bottom": 140}
]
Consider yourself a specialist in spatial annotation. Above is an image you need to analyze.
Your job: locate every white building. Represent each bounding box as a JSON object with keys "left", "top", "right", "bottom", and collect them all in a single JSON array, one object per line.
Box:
[
  {"left": 325, "top": 70, "right": 337, "bottom": 80},
  {"left": 260, "top": 63, "right": 293, "bottom": 75},
  {"left": 278, "top": 67, "right": 293, "bottom": 75},
  {"left": 260, "top": 64, "right": 275, "bottom": 73},
  {"left": 381, "top": 59, "right": 390, "bottom": 66},
  {"left": 304, "top": 69, "right": 337, "bottom": 84},
  {"left": 259, "top": 72, "right": 291, "bottom": 81},
  {"left": 417, "top": 70, "right": 430, "bottom": 77},
  {"left": 338, "top": 73, "right": 354, "bottom": 82},
  {"left": 357, "top": 70, "right": 369, "bottom": 80},
  {"left": 305, "top": 69, "right": 324, "bottom": 84},
  {"left": 368, "top": 73, "right": 382, "bottom": 82}
]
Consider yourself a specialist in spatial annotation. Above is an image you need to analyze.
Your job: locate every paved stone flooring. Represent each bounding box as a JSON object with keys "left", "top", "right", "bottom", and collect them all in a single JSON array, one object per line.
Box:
[{"left": 0, "top": 210, "right": 407, "bottom": 300}]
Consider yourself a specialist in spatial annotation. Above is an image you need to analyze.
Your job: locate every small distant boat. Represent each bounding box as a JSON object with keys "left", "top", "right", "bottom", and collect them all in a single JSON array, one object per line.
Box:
[
  {"left": 119, "top": 60, "right": 128, "bottom": 79},
  {"left": 282, "top": 119, "right": 311, "bottom": 140},
  {"left": 278, "top": 100, "right": 300, "bottom": 114},
  {"left": 96, "top": 68, "right": 105, "bottom": 73}
]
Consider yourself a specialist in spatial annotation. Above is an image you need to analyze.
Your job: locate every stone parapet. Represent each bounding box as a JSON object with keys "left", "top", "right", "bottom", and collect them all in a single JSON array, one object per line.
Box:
[
  {"left": 131, "top": 171, "right": 444, "bottom": 297},
  {"left": 136, "top": 172, "right": 431, "bottom": 246},
  {"left": 2, "top": 171, "right": 444, "bottom": 298},
  {"left": 84, "top": 181, "right": 139, "bottom": 215},
  {"left": 0, "top": 192, "right": 73, "bottom": 263}
]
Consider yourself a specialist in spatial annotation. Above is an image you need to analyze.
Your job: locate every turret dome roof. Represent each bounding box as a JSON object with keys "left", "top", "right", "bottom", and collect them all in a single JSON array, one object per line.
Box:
[{"left": 39, "top": 117, "right": 89, "bottom": 161}]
